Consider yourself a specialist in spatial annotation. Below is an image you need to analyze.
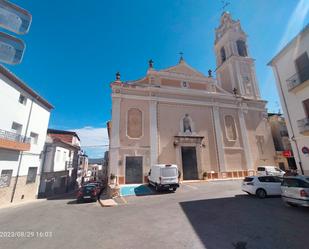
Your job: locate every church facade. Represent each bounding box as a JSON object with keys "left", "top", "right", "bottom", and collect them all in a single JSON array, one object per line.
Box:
[{"left": 108, "top": 12, "right": 275, "bottom": 184}]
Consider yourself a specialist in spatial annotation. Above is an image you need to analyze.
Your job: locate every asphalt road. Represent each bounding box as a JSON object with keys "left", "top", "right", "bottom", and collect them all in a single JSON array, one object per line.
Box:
[{"left": 0, "top": 180, "right": 309, "bottom": 249}]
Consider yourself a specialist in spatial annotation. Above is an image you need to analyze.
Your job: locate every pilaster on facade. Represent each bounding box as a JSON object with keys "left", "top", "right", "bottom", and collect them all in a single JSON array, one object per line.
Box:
[
  {"left": 110, "top": 97, "right": 121, "bottom": 182},
  {"left": 238, "top": 109, "right": 254, "bottom": 170},
  {"left": 212, "top": 105, "right": 226, "bottom": 172},
  {"left": 149, "top": 99, "right": 158, "bottom": 167}
]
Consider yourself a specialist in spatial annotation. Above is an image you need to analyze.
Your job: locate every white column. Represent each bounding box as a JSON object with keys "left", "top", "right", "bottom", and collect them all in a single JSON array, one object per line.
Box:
[
  {"left": 212, "top": 106, "right": 226, "bottom": 172},
  {"left": 250, "top": 66, "right": 261, "bottom": 99},
  {"left": 238, "top": 109, "right": 254, "bottom": 170},
  {"left": 149, "top": 100, "right": 158, "bottom": 166},
  {"left": 110, "top": 96, "right": 121, "bottom": 184},
  {"left": 235, "top": 61, "right": 245, "bottom": 95}
]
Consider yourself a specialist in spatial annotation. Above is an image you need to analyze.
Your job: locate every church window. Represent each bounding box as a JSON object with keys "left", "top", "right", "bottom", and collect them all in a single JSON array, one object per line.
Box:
[
  {"left": 127, "top": 108, "right": 143, "bottom": 138},
  {"left": 236, "top": 40, "right": 247, "bottom": 57},
  {"left": 182, "top": 81, "right": 189, "bottom": 88},
  {"left": 224, "top": 115, "right": 237, "bottom": 141},
  {"left": 220, "top": 47, "right": 226, "bottom": 63}
]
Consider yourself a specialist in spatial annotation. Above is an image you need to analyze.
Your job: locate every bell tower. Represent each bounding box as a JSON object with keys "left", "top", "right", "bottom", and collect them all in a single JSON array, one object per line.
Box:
[{"left": 215, "top": 12, "right": 261, "bottom": 99}]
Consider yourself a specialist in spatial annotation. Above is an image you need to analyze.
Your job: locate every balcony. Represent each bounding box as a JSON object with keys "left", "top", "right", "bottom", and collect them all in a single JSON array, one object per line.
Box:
[
  {"left": 287, "top": 67, "right": 309, "bottom": 92},
  {"left": 0, "top": 129, "right": 31, "bottom": 151},
  {"left": 297, "top": 117, "right": 309, "bottom": 136}
]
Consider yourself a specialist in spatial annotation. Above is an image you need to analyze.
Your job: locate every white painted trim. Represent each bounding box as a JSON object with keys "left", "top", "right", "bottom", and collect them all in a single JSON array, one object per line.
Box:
[
  {"left": 125, "top": 107, "right": 144, "bottom": 140},
  {"left": 149, "top": 100, "right": 158, "bottom": 167},
  {"left": 113, "top": 93, "right": 267, "bottom": 112},
  {"left": 212, "top": 106, "right": 226, "bottom": 172},
  {"left": 223, "top": 114, "right": 239, "bottom": 142},
  {"left": 238, "top": 110, "right": 254, "bottom": 170}
]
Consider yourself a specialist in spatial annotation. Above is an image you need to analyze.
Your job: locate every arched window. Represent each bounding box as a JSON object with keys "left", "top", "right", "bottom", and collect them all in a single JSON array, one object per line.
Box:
[
  {"left": 236, "top": 40, "right": 247, "bottom": 57},
  {"left": 225, "top": 115, "right": 237, "bottom": 141},
  {"left": 220, "top": 47, "right": 226, "bottom": 63},
  {"left": 127, "top": 108, "right": 142, "bottom": 138}
]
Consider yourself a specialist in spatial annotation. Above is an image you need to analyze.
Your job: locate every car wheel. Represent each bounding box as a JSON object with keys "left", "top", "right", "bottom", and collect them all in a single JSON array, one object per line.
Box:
[
  {"left": 172, "top": 187, "right": 177, "bottom": 192},
  {"left": 256, "top": 189, "right": 266, "bottom": 199},
  {"left": 155, "top": 185, "right": 160, "bottom": 192}
]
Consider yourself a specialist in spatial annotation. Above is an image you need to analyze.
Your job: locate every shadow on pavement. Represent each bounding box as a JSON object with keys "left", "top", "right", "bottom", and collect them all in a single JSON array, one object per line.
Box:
[{"left": 179, "top": 194, "right": 309, "bottom": 249}]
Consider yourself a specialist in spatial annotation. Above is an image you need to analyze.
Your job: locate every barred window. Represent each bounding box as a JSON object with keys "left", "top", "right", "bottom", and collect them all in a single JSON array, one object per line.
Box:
[
  {"left": 0, "top": 170, "right": 13, "bottom": 188},
  {"left": 26, "top": 167, "right": 37, "bottom": 184}
]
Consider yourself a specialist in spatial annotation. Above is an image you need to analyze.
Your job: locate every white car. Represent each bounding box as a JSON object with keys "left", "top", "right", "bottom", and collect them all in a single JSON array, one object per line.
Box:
[
  {"left": 257, "top": 166, "right": 285, "bottom": 177},
  {"left": 281, "top": 176, "right": 309, "bottom": 207},
  {"left": 242, "top": 176, "right": 282, "bottom": 198},
  {"left": 148, "top": 164, "right": 179, "bottom": 192}
]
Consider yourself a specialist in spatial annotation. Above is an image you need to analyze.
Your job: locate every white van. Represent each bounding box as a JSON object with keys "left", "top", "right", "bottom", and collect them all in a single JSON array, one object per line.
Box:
[
  {"left": 257, "top": 166, "right": 285, "bottom": 177},
  {"left": 148, "top": 164, "right": 179, "bottom": 192}
]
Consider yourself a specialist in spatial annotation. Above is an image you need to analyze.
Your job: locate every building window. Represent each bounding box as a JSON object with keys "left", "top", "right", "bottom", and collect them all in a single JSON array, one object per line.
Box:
[
  {"left": 224, "top": 115, "right": 237, "bottom": 141},
  {"left": 295, "top": 52, "right": 309, "bottom": 84},
  {"left": 127, "top": 108, "right": 143, "bottom": 138},
  {"left": 56, "top": 149, "right": 61, "bottom": 162},
  {"left": 11, "top": 122, "right": 22, "bottom": 135},
  {"left": 30, "top": 132, "right": 39, "bottom": 144},
  {"left": 220, "top": 47, "right": 226, "bottom": 63},
  {"left": 182, "top": 81, "right": 189, "bottom": 88},
  {"left": 0, "top": 169, "right": 13, "bottom": 187},
  {"left": 236, "top": 40, "right": 248, "bottom": 57},
  {"left": 63, "top": 151, "right": 67, "bottom": 162},
  {"left": 26, "top": 167, "right": 37, "bottom": 184},
  {"left": 303, "top": 99, "right": 309, "bottom": 118},
  {"left": 18, "top": 94, "right": 27, "bottom": 105}
]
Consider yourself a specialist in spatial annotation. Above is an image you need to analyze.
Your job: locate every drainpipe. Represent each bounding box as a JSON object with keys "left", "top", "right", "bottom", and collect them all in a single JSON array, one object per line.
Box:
[
  {"left": 273, "top": 65, "right": 304, "bottom": 174},
  {"left": 11, "top": 98, "right": 34, "bottom": 202}
]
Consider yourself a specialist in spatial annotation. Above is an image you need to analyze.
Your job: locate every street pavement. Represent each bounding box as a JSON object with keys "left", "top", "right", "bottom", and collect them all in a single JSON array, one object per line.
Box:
[{"left": 0, "top": 180, "right": 309, "bottom": 249}]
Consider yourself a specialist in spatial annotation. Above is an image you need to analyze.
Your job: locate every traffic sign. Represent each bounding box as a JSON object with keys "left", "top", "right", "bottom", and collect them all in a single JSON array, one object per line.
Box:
[
  {"left": 0, "top": 0, "right": 32, "bottom": 34},
  {"left": 282, "top": 150, "right": 292, "bottom": 158},
  {"left": 302, "top": 146, "right": 309, "bottom": 154},
  {"left": 0, "top": 31, "right": 24, "bottom": 64}
]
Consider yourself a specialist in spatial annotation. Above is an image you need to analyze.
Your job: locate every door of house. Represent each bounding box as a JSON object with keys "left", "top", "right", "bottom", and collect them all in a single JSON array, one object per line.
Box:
[
  {"left": 181, "top": 146, "right": 198, "bottom": 180},
  {"left": 125, "top": 156, "right": 143, "bottom": 184}
]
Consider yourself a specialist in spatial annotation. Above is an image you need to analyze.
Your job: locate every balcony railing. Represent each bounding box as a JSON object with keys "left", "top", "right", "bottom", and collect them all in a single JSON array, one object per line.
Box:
[
  {"left": 297, "top": 117, "right": 309, "bottom": 135},
  {"left": 0, "top": 129, "right": 31, "bottom": 144},
  {"left": 287, "top": 67, "right": 309, "bottom": 91}
]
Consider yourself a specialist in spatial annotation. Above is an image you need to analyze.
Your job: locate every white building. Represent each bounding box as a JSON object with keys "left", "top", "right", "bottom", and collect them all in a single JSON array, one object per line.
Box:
[
  {"left": 268, "top": 24, "right": 309, "bottom": 175},
  {"left": 39, "top": 135, "right": 80, "bottom": 197},
  {"left": 0, "top": 65, "right": 53, "bottom": 206}
]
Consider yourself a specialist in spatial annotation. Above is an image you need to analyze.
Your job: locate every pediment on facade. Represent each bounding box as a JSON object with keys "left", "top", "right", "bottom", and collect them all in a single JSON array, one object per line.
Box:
[{"left": 160, "top": 61, "right": 206, "bottom": 78}]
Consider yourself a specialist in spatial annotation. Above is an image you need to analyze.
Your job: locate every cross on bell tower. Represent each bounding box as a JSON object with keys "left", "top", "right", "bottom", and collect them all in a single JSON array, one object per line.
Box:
[{"left": 179, "top": 52, "right": 184, "bottom": 63}]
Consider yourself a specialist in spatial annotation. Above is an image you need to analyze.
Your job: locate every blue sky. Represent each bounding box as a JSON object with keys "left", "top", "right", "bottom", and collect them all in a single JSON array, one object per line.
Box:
[{"left": 6, "top": 0, "right": 309, "bottom": 158}]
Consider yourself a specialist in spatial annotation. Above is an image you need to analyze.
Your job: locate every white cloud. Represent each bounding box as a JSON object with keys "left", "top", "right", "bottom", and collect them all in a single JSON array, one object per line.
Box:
[
  {"left": 72, "top": 126, "right": 109, "bottom": 158},
  {"left": 276, "top": 0, "right": 309, "bottom": 52}
]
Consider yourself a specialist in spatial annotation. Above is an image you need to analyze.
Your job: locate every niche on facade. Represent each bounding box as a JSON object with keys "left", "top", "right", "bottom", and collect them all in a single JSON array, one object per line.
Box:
[
  {"left": 224, "top": 115, "right": 237, "bottom": 141},
  {"left": 179, "top": 114, "right": 196, "bottom": 136},
  {"left": 127, "top": 108, "right": 143, "bottom": 139}
]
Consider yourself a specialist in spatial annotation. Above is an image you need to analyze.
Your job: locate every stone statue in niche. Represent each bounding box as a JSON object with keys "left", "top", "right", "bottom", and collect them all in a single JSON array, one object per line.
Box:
[{"left": 183, "top": 114, "right": 192, "bottom": 133}]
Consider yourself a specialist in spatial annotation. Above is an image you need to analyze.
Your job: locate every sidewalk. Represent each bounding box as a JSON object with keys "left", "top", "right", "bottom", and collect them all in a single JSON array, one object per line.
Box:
[{"left": 0, "top": 190, "right": 77, "bottom": 211}]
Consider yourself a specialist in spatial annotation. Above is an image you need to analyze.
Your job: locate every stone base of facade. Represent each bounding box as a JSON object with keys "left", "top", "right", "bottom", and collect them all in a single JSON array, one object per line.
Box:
[
  {"left": 114, "top": 170, "right": 255, "bottom": 186},
  {"left": 204, "top": 170, "right": 255, "bottom": 180},
  {"left": 0, "top": 175, "right": 39, "bottom": 207},
  {"left": 107, "top": 184, "right": 120, "bottom": 198}
]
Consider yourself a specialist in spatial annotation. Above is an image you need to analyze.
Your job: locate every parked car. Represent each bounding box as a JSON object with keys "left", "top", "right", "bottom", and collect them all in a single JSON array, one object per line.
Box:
[
  {"left": 85, "top": 181, "right": 103, "bottom": 192},
  {"left": 281, "top": 176, "right": 309, "bottom": 207},
  {"left": 242, "top": 176, "right": 282, "bottom": 198},
  {"left": 148, "top": 164, "right": 179, "bottom": 192},
  {"left": 77, "top": 184, "right": 98, "bottom": 202},
  {"left": 256, "top": 166, "right": 285, "bottom": 177}
]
